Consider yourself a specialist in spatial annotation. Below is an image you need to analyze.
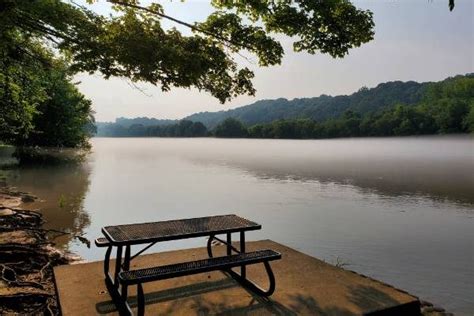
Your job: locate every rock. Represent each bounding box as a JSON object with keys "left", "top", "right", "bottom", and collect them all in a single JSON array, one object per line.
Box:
[
  {"left": 432, "top": 306, "right": 446, "bottom": 312},
  {"left": 21, "top": 194, "right": 36, "bottom": 203},
  {"left": 43, "top": 245, "right": 82, "bottom": 265},
  {"left": 0, "top": 208, "right": 15, "bottom": 216},
  {"left": 0, "top": 286, "right": 51, "bottom": 297},
  {"left": 0, "top": 194, "right": 22, "bottom": 208},
  {"left": 421, "top": 305, "right": 447, "bottom": 314},
  {"left": 0, "top": 230, "right": 38, "bottom": 245},
  {"left": 420, "top": 300, "right": 433, "bottom": 307}
]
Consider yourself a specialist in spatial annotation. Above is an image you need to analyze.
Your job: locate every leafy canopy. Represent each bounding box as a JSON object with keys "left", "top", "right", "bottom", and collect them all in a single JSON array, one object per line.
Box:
[
  {"left": 2, "top": 0, "right": 376, "bottom": 102},
  {"left": 0, "top": 34, "right": 95, "bottom": 147}
]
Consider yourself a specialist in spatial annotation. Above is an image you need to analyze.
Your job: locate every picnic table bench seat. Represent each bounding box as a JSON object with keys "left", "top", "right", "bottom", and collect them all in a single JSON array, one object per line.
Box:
[
  {"left": 119, "top": 249, "right": 281, "bottom": 315},
  {"left": 95, "top": 237, "right": 109, "bottom": 247},
  {"left": 119, "top": 249, "right": 281, "bottom": 285}
]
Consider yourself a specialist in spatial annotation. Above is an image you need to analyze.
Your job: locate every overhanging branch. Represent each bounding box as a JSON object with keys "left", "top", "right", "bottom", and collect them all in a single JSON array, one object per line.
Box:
[{"left": 108, "top": 0, "right": 255, "bottom": 51}]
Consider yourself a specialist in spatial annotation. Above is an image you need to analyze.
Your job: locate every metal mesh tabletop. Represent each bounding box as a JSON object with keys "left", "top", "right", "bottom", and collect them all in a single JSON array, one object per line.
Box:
[{"left": 102, "top": 214, "right": 261, "bottom": 245}]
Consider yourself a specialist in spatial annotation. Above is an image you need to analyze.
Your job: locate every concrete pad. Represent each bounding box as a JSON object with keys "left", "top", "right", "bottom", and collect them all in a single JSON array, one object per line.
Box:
[{"left": 54, "top": 240, "right": 420, "bottom": 315}]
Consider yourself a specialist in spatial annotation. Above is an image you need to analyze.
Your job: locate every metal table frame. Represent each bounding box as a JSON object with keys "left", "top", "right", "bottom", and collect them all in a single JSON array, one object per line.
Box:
[{"left": 99, "top": 215, "right": 275, "bottom": 315}]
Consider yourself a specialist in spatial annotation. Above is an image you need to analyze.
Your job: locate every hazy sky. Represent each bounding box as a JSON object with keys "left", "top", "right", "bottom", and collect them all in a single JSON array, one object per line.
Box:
[{"left": 75, "top": 0, "right": 474, "bottom": 122}]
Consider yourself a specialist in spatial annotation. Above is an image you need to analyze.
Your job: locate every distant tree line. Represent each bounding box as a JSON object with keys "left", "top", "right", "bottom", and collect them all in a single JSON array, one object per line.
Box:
[
  {"left": 97, "top": 120, "right": 208, "bottom": 137},
  {"left": 185, "top": 80, "right": 427, "bottom": 129},
  {"left": 185, "top": 74, "right": 473, "bottom": 130},
  {"left": 213, "top": 75, "right": 474, "bottom": 139},
  {"left": 96, "top": 74, "right": 473, "bottom": 140}
]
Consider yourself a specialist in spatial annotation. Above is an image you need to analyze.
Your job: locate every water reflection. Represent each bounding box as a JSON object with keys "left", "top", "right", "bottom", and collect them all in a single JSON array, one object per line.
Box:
[
  {"left": 197, "top": 156, "right": 474, "bottom": 207},
  {"left": 3, "top": 162, "right": 91, "bottom": 250},
  {"left": 166, "top": 136, "right": 474, "bottom": 206}
]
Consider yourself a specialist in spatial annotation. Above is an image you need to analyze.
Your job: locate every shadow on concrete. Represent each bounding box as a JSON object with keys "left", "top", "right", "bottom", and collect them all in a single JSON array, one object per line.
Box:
[
  {"left": 286, "top": 284, "right": 419, "bottom": 316},
  {"left": 287, "top": 294, "right": 354, "bottom": 316},
  {"left": 96, "top": 277, "right": 236, "bottom": 314},
  {"left": 96, "top": 275, "right": 419, "bottom": 315},
  {"left": 95, "top": 274, "right": 296, "bottom": 315},
  {"left": 348, "top": 284, "right": 399, "bottom": 311},
  {"left": 347, "top": 284, "right": 420, "bottom": 315}
]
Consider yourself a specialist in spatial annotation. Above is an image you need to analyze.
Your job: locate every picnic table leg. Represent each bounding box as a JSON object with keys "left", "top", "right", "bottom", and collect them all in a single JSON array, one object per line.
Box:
[
  {"left": 105, "top": 245, "right": 133, "bottom": 316},
  {"left": 226, "top": 233, "right": 232, "bottom": 256},
  {"left": 240, "top": 231, "right": 246, "bottom": 279},
  {"left": 114, "top": 246, "right": 123, "bottom": 287},
  {"left": 227, "top": 261, "right": 276, "bottom": 297},
  {"left": 121, "top": 245, "right": 131, "bottom": 300},
  {"left": 137, "top": 283, "right": 145, "bottom": 316},
  {"left": 207, "top": 234, "right": 215, "bottom": 258},
  {"left": 103, "top": 245, "right": 112, "bottom": 277}
]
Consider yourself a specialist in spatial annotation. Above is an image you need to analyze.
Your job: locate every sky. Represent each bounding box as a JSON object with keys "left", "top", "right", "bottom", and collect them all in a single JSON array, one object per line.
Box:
[{"left": 75, "top": 0, "right": 474, "bottom": 122}]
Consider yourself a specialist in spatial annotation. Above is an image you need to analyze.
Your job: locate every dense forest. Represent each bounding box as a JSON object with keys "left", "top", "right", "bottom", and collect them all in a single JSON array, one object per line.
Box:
[
  {"left": 97, "top": 120, "right": 207, "bottom": 137},
  {"left": 96, "top": 117, "right": 178, "bottom": 136},
  {"left": 97, "top": 74, "right": 473, "bottom": 139},
  {"left": 217, "top": 75, "right": 474, "bottom": 138},
  {"left": 185, "top": 80, "right": 427, "bottom": 128}
]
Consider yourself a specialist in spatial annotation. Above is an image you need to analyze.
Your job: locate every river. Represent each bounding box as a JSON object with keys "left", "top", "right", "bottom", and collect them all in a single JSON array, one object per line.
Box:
[{"left": 2, "top": 136, "right": 473, "bottom": 314}]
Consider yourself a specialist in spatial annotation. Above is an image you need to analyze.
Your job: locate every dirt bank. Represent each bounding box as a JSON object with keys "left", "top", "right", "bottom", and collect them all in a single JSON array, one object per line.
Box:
[{"left": 0, "top": 185, "right": 79, "bottom": 315}]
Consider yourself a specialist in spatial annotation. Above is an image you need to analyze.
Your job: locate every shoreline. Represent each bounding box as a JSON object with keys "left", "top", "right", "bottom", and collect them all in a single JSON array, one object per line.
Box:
[{"left": 0, "top": 184, "right": 80, "bottom": 314}]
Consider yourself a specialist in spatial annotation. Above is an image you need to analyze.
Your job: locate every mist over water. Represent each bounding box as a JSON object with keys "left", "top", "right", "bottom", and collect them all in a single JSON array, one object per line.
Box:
[{"left": 4, "top": 136, "right": 474, "bottom": 314}]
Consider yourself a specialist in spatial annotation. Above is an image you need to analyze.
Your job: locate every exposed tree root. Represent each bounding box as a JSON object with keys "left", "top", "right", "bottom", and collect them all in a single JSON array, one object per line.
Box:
[{"left": 0, "top": 196, "right": 84, "bottom": 315}]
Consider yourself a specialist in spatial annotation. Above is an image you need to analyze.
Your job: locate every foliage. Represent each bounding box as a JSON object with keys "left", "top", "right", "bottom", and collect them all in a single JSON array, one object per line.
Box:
[
  {"left": 0, "top": 32, "right": 95, "bottom": 148},
  {"left": 187, "top": 75, "right": 473, "bottom": 131},
  {"left": 463, "top": 104, "right": 474, "bottom": 133},
  {"left": 0, "top": 35, "right": 47, "bottom": 143},
  {"left": 420, "top": 75, "right": 474, "bottom": 133},
  {"left": 1, "top": 0, "right": 375, "bottom": 103},
  {"left": 96, "top": 120, "right": 208, "bottom": 137},
  {"left": 97, "top": 74, "right": 473, "bottom": 139},
  {"left": 114, "top": 117, "right": 177, "bottom": 128},
  {"left": 186, "top": 80, "right": 428, "bottom": 128},
  {"left": 243, "top": 75, "right": 474, "bottom": 139},
  {"left": 213, "top": 118, "right": 248, "bottom": 138},
  {"left": 23, "top": 62, "right": 96, "bottom": 148},
  {"left": 12, "top": 146, "right": 90, "bottom": 165}
]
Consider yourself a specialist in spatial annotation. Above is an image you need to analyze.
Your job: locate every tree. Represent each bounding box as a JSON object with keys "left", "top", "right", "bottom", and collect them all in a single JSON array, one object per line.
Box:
[
  {"left": 1, "top": 0, "right": 376, "bottom": 103},
  {"left": 177, "top": 120, "right": 194, "bottom": 137},
  {"left": 23, "top": 61, "right": 95, "bottom": 147},
  {"left": 463, "top": 104, "right": 474, "bottom": 132},
  {"left": 0, "top": 34, "right": 94, "bottom": 148},
  {"left": 0, "top": 36, "right": 47, "bottom": 143},
  {"left": 339, "top": 110, "right": 361, "bottom": 137},
  {"left": 421, "top": 75, "right": 474, "bottom": 133},
  {"left": 214, "top": 118, "right": 248, "bottom": 138},
  {"left": 190, "top": 122, "right": 208, "bottom": 137}
]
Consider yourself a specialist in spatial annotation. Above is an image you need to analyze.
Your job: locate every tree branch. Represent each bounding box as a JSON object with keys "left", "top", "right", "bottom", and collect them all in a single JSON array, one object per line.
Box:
[{"left": 108, "top": 0, "right": 255, "bottom": 51}]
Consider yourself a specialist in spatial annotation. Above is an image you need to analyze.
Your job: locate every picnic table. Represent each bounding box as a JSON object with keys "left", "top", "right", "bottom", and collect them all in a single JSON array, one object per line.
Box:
[{"left": 95, "top": 214, "right": 281, "bottom": 316}]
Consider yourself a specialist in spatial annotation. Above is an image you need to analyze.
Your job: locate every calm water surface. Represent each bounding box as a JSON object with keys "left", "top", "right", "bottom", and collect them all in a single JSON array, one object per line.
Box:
[{"left": 4, "top": 136, "right": 474, "bottom": 314}]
